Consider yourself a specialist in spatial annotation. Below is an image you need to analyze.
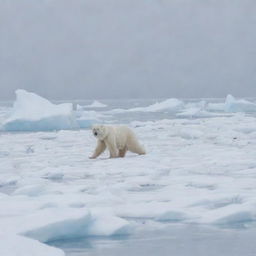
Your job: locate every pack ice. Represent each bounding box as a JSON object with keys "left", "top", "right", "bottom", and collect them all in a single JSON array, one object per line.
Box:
[
  {"left": 1, "top": 94, "right": 256, "bottom": 256},
  {"left": 3, "top": 90, "right": 78, "bottom": 131}
]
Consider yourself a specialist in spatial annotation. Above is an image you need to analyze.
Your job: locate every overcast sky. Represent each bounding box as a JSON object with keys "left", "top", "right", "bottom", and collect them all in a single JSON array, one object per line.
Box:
[{"left": 0, "top": 0, "right": 256, "bottom": 100}]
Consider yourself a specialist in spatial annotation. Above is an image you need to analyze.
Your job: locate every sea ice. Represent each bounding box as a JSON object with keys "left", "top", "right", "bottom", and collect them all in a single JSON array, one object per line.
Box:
[
  {"left": 23, "top": 210, "right": 131, "bottom": 243},
  {"left": 224, "top": 94, "right": 256, "bottom": 112},
  {"left": 77, "top": 100, "right": 107, "bottom": 109},
  {"left": 109, "top": 98, "right": 183, "bottom": 113},
  {"left": 1, "top": 97, "right": 256, "bottom": 256},
  {"left": 129, "top": 98, "right": 183, "bottom": 112},
  {"left": 3, "top": 90, "right": 78, "bottom": 131},
  {"left": 176, "top": 108, "right": 216, "bottom": 118},
  {"left": 207, "top": 102, "right": 225, "bottom": 111}
]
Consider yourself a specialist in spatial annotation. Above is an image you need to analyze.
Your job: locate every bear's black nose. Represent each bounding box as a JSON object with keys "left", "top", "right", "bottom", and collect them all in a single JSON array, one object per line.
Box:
[{"left": 94, "top": 132, "right": 98, "bottom": 136}]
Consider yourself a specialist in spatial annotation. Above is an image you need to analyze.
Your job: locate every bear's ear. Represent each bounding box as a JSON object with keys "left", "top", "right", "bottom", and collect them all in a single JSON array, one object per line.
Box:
[
  {"left": 99, "top": 125, "right": 106, "bottom": 133},
  {"left": 92, "top": 124, "right": 100, "bottom": 129}
]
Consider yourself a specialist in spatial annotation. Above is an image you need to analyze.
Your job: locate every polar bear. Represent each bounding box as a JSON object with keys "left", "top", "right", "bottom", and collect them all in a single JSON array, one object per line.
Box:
[{"left": 89, "top": 125, "right": 146, "bottom": 159}]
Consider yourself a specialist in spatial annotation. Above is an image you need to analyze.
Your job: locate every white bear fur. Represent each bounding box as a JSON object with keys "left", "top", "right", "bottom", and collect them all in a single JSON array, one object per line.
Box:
[{"left": 90, "top": 125, "right": 146, "bottom": 159}]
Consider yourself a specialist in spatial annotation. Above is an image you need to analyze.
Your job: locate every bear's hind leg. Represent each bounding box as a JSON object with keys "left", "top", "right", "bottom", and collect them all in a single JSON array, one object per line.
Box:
[
  {"left": 127, "top": 139, "right": 146, "bottom": 155},
  {"left": 119, "top": 147, "right": 127, "bottom": 158}
]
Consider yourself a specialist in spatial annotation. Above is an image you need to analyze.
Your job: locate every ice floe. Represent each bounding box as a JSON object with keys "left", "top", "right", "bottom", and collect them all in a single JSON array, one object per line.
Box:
[
  {"left": 128, "top": 98, "right": 184, "bottom": 112},
  {"left": 77, "top": 100, "right": 107, "bottom": 109},
  {"left": 3, "top": 90, "right": 78, "bottom": 131},
  {"left": 23, "top": 210, "right": 131, "bottom": 243},
  {"left": 109, "top": 98, "right": 184, "bottom": 114},
  {"left": 224, "top": 94, "right": 256, "bottom": 112}
]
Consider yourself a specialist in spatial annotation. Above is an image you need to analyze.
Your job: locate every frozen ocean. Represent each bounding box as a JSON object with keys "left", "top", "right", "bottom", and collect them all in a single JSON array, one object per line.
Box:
[{"left": 1, "top": 90, "right": 256, "bottom": 256}]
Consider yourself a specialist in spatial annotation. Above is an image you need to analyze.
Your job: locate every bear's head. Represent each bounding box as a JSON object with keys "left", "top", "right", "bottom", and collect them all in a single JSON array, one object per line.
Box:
[{"left": 92, "top": 125, "right": 108, "bottom": 140}]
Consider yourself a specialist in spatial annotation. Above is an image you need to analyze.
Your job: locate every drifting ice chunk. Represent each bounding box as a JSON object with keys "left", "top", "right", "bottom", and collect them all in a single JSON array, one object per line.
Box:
[
  {"left": 3, "top": 90, "right": 78, "bottom": 131},
  {"left": 129, "top": 98, "right": 183, "bottom": 112},
  {"left": 77, "top": 100, "right": 107, "bottom": 109},
  {"left": 87, "top": 100, "right": 107, "bottom": 108},
  {"left": 24, "top": 212, "right": 131, "bottom": 243},
  {"left": 107, "top": 98, "right": 183, "bottom": 114},
  {"left": 224, "top": 95, "right": 256, "bottom": 112}
]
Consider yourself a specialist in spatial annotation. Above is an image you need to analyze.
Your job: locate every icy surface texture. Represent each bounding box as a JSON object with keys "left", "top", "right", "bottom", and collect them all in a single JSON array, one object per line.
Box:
[
  {"left": 1, "top": 112, "right": 256, "bottom": 255},
  {"left": 0, "top": 234, "right": 64, "bottom": 256},
  {"left": 1, "top": 95, "right": 256, "bottom": 255}
]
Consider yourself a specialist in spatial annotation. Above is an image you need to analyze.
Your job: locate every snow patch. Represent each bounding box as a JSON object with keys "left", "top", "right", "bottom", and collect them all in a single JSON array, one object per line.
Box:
[{"left": 13, "top": 184, "right": 48, "bottom": 197}]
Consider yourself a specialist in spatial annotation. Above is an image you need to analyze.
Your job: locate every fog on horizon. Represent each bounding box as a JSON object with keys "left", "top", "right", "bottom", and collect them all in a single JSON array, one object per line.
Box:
[{"left": 0, "top": 0, "right": 256, "bottom": 100}]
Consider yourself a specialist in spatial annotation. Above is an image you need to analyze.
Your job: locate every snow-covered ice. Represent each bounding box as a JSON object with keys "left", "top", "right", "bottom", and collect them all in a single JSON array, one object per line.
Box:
[
  {"left": 2, "top": 93, "right": 256, "bottom": 133},
  {"left": 77, "top": 100, "right": 107, "bottom": 109},
  {"left": 206, "top": 94, "right": 256, "bottom": 113},
  {"left": 127, "top": 98, "right": 184, "bottom": 112},
  {"left": 224, "top": 94, "right": 256, "bottom": 113},
  {"left": 2, "top": 90, "right": 78, "bottom": 131},
  {"left": 0, "top": 95, "right": 256, "bottom": 255},
  {"left": 108, "top": 98, "right": 184, "bottom": 114}
]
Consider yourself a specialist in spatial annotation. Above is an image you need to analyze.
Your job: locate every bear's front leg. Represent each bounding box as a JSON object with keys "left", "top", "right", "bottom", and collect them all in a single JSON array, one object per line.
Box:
[
  {"left": 90, "top": 140, "right": 106, "bottom": 159},
  {"left": 105, "top": 140, "right": 118, "bottom": 158}
]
